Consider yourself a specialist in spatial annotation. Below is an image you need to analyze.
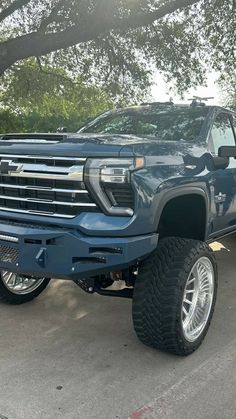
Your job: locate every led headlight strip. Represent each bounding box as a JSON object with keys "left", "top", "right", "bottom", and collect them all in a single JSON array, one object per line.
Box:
[{"left": 85, "top": 157, "right": 144, "bottom": 216}]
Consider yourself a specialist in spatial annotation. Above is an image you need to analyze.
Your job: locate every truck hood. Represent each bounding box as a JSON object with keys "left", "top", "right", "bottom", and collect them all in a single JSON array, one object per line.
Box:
[{"left": 0, "top": 132, "right": 204, "bottom": 158}]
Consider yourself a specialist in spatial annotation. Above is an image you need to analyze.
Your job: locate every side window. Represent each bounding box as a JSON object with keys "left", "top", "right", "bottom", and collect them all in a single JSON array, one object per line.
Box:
[{"left": 209, "top": 113, "right": 235, "bottom": 154}]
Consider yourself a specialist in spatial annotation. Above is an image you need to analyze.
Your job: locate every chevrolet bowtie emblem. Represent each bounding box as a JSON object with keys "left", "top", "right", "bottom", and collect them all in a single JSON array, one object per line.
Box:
[{"left": 0, "top": 160, "right": 23, "bottom": 175}]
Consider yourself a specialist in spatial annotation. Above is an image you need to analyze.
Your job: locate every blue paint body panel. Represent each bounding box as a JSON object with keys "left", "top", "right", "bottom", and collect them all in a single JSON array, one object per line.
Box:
[
  {"left": 0, "top": 104, "right": 235, "bottom": 280},
  {"left": 0, "top": 221, "right": 158, "bottom": 279}
]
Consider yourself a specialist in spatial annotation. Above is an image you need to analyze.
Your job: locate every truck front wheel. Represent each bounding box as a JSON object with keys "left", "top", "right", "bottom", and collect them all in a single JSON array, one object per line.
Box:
[
  {"left": 132, "top": 237, "right": 217, "bottom": 356},
  {"left": 0, "top": 270, "right": 50, "bottom": 304}
]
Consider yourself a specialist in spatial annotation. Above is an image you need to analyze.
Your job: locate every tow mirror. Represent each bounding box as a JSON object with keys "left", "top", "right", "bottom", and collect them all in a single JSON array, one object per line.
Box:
[{"left": 219, "top": 146, "right": 236, "bottom": 158}]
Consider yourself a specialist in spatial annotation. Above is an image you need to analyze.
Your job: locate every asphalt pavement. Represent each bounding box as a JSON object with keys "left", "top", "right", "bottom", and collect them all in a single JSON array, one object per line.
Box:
[{"left": 0, "top": 235, "right": 236, "bottom": 419}]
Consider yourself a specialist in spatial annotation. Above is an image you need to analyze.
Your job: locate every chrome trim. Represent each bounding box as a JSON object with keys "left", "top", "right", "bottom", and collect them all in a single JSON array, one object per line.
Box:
[
  {"left": 4, "top": 171, "right": 83, "bottom": 181},
  {"left": 5, "top": 163, "right": 83, "bottom": 174},
  {"left": 1, "top": 270, "right": 46, "bottom": 295},
  {"left": 0, "top": 154, "right": 86, "bottom": 162},
  {"left": 0, "top": 206, "right": 75, "bottom": 218},
  {"left": 2, "top": 163, "right": 84, "bottom": 181},
  {"left": 0, "top": 154, "right": 97, "bottom": 218},
  {"left": 182, "top": 257, "right": 215, "bottom": 342},
  {"left": 0, "top": 183, "right": 88, "bottom": 194},
  {"left": 0, "top": 194, "right": 96, "bottom": 207}
]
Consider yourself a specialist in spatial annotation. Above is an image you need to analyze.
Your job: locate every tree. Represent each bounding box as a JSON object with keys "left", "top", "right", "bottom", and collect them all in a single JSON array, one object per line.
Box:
[
  {"left": 0, "top": 60, "right": 113, "bottom": 132},
  {"left": 226, "top": 86, "right": 236, "bottom": 111},
  {"left": 0, "top": 0, "right": 235, "bottom": 97}
]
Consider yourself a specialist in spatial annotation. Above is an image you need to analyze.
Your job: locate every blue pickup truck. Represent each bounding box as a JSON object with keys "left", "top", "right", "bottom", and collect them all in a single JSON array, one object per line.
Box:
[{"left": 0, "top": 101, "right": 235, "bottom": 355}]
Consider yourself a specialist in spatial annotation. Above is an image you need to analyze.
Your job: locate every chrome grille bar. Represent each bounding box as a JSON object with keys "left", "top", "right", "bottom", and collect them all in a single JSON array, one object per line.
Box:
[
  {"left": 0, "top": 154, "right": 99, "bottom": 218},
  {"left": 0, "top": 206, "right": 74, "bottom": 218},
  {"left": 1, "top": 163, "right": 84, "bottom": 181},
  {"left": 3, "top": 172, "right": 83, "bottom": 181},
  {"left": 11, "top": 163, "right": 84, "bottom": 174},
  {"left": 0, "top": 183, "right": 88, "bottom": 194},
  {"left": 0, "top": 194, "right": 96, "bottom": 207}
]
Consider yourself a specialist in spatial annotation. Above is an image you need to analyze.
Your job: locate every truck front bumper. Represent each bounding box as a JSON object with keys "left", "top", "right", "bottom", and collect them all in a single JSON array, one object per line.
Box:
[{"left": 0, "top": 222, "right": 158, "bottom": 279}]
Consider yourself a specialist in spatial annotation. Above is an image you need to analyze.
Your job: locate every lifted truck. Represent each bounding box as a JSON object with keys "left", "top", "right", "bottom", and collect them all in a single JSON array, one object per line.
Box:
[{"left": 0, "top": 101, "right": 236, "bottom": 355}]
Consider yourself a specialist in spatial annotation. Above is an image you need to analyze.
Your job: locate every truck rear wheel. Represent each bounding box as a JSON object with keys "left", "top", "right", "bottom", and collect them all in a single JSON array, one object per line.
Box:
[
  {"left": 0, "top": 270, "right": 50, "bottom": 305},
  {"left": 132, "top": 237, "right": 217, "bottom": 356}
]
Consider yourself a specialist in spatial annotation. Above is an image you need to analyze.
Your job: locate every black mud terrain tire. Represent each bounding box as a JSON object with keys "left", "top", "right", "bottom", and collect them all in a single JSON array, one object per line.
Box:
[
  {"left": 0, "top": 271, "right": 50, "bottom": 305},
  {"left": 132, "top": 237, "right": 217, "bottom": 356}
]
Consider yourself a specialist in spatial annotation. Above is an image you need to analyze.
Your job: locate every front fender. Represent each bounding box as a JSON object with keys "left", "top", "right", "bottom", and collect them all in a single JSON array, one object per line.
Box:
[{"left": 153, "top": 184, "right": 210, "bottom": 239}]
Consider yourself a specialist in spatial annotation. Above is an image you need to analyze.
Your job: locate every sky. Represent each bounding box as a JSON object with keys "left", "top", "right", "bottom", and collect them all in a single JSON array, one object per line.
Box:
[{"left": 151, "top": 71, "right": 223, "bottom": 106}]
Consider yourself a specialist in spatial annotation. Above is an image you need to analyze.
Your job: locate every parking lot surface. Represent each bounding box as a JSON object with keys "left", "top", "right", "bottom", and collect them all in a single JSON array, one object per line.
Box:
[{"left": 0, "top": 235, "right": 236, "bottom": 419}]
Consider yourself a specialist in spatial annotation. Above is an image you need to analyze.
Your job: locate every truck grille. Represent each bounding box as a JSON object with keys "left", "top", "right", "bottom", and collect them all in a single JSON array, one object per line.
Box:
[
  {"left": 0, "top": 154, "right": 99, "bottom": 218},
  {"left": 0, "top": 245, "right": 18, "bottom": 263}
]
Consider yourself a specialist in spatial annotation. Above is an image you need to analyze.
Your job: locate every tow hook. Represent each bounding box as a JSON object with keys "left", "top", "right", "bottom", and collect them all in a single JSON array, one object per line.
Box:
[{"left": 75, "top": 278, "right": 95, "bottom": 294}]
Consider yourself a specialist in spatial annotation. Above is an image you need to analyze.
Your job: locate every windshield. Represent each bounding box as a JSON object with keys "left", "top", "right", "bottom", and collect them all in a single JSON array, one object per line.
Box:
[{"left": 79, "top": 106, "right": 209, "bottom": 141}]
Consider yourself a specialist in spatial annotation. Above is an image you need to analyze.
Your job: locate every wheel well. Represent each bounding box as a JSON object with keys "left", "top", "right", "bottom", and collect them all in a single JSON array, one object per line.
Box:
[{"left": 158, "top": 194, "right": 207, "bottom": 241}]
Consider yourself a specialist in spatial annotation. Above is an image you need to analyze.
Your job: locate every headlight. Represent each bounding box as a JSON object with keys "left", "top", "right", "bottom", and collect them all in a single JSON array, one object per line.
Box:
[
  {"left": 100, "top": 167, "right": 129, "bottom": 184},
  {"left": 85, "top": 157, "right": 144, "bottom": 216}
]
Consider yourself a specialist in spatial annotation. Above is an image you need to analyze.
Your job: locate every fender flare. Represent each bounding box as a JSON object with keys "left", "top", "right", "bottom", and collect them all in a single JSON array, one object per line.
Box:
[{"left": 154, "top": 186, "right": 210, "bottom": 240}]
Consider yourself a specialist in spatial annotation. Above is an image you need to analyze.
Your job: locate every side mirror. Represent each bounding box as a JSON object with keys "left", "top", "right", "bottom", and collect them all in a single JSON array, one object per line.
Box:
[{"left": 219, "top": 146, "right": 236, "bottom": 158}]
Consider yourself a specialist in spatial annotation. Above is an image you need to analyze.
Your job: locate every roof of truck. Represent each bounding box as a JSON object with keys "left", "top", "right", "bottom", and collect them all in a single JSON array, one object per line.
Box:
[{"left": 124, "top": 102, "right": 236, "bottom": 115}]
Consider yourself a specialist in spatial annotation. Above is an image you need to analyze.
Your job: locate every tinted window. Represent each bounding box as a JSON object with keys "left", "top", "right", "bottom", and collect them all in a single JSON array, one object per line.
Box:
[
  {"left": 80, "top": 107, "right": 208, "bottom": 142},
  {"left": 209, "top": 113, "right": 235, "bottom": 154},
  {"left": 84, "top": 114, "right": 134, "bottom": 135}
]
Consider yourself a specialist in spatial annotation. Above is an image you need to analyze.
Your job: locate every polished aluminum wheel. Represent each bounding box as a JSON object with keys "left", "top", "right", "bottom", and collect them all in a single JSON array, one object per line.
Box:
[
  {"left": 182, "top": 257, "right": 215, "bottom": 343},
  {"left": 1, "top": 270, "right": 45, "bottom": 295}
]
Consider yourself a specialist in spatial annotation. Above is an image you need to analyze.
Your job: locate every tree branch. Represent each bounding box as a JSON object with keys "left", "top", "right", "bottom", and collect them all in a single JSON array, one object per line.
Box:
[
  {"left": 0, "top": 0, "right": 201, "bottom": 75},
  {"left": 36, "top": 56, "right": 79, "bottom": 86},
  {"left": 38, "top": 0, "right": 66, "bottom": 32},
  {"left": 0, "top": 0, "right": 31, "bottom": 23}
]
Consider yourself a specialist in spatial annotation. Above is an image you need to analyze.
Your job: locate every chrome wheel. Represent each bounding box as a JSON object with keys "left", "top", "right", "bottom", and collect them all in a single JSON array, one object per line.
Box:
[
  {"left": 182, "top": 257, "right": 215, "bottom": 343},
  {"left": 1, "top": 270, "right": 45, "bottom": 295}
]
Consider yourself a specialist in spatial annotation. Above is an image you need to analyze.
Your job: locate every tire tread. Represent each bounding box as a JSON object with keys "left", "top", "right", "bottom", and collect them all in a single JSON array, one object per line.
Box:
[
  {"left": 132, "top": 237, "right": 217, "bottom": 356},
  {"left": 0, "top": 275, "right": 50, "bottom": 305}
]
